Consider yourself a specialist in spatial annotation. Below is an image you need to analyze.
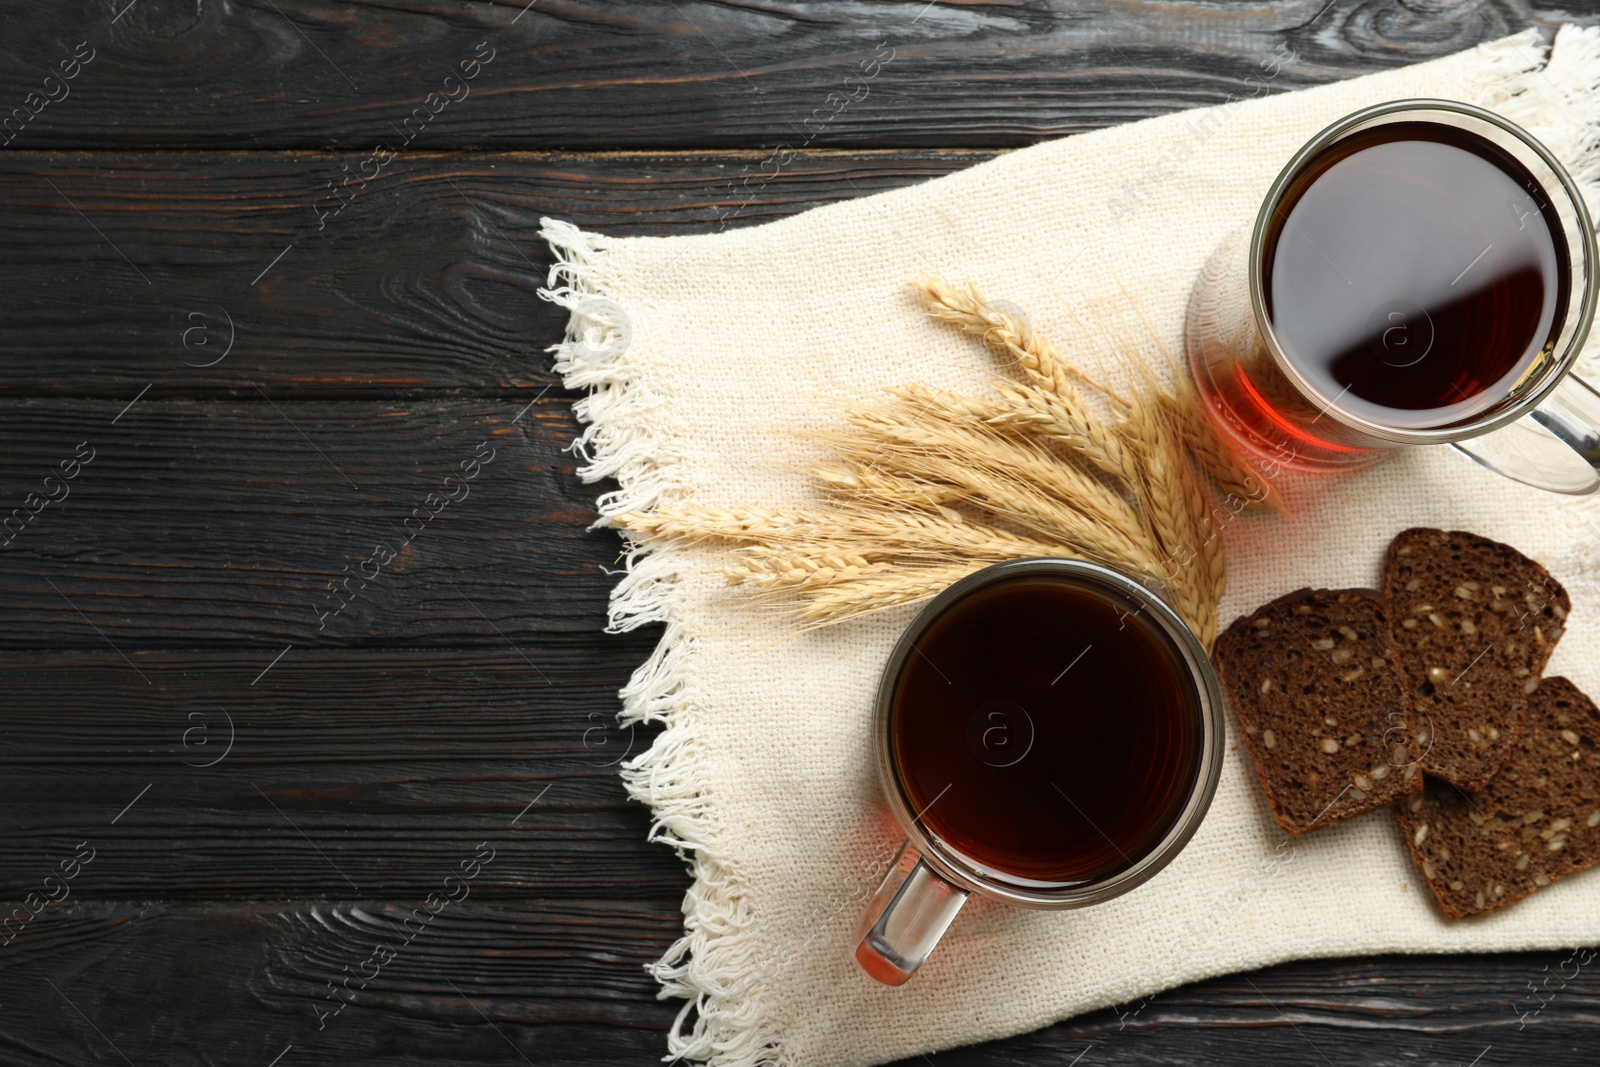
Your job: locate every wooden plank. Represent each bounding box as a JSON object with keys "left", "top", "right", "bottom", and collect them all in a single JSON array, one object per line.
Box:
[
  {"left": 0, "top": 399, "right": 646, "bottom": 646},
  {"left": 0, "top": 900, "right": 679, "bottom": 1064},
  {"left": 3, "top": 901, "right": 1597, "bottom": 1065},
  {"left": 0, "top": 1, "right": 1593, "bottom": 150},
  {"left": 914, "top": 952, "right": 1600, "bottom": 1066},
  {"left": 0, "top": 149, "right": 991, "bottom": 397},
  {"left": 0, "top": 648, "right": 677, "bottom": 898}
]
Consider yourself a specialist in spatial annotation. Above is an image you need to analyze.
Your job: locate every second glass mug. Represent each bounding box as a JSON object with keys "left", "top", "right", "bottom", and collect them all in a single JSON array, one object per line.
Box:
[
  {"left": 851, "top": 559, "right": 1226, "bottom": 986},
  {"left": 1187, "top": 99, "right": 1600, "bottom": 494}
]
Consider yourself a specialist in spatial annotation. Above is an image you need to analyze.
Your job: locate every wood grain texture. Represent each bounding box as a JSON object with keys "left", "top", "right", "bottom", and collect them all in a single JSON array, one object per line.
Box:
[
  {"left": 3, "top": 902, "right": 1597, "bottom": 1066},
  {"left": 1, "top": 900, "right": 680, "bottom": 1064},
  {"left": 0, "top": 399, "right": 638, "bottom": 645},
  {"left": 922, "top": 951, "right": 1600, "bottom": 1067},
  {"left": 0, "top": 1, "right": 1595, "bottom": 150},
  {"left": 0, "top": 149, "right": 992, "bottom": 397},
  {"left": 0, "top": 648, "right": 676, "bottom": 899},
  {"left": 5, "top": 1, "right": 1600, "bottom": 1063}
]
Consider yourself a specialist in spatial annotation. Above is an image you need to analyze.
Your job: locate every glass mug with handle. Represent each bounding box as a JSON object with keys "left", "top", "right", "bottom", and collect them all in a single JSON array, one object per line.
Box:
[
  {"left": 1187, "top": 99, "right": 1600, "bottom": 494},
  {"left": 852, "top": 558, "right": 1226, "bottom": 985}
]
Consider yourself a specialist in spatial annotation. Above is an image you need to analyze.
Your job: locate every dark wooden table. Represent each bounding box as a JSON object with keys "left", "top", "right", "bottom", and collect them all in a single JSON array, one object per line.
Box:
[{"left": 2, "top": 3, "right": 1598, "bottom": 1064}]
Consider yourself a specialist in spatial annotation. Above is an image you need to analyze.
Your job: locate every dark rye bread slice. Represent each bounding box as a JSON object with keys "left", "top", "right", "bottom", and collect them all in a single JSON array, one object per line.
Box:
[
  {"left": 1393, "top": 676, "right": 1600, "bottom": 919},
  {"left": 1215, "top": 587, "right": 1420, "bottom": 833},
  {"left": 1384, "top": 528, "right": 1570, "bottom": 792}
]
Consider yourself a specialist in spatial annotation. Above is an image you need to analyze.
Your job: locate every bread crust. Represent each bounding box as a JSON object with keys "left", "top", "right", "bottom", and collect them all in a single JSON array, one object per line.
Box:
[{"left": 1216, "top": 586, "right": 1421, "bottom": 834}]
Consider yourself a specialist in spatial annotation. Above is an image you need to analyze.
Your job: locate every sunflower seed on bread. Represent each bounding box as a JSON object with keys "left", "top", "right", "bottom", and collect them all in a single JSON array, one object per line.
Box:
[
  {"left": 1215, "top": 587, "right": 1420, "bottom": 833},
  {"left": 1393, "top": 676, "right": 1600, "bottom": 918},
  {"left": 1384, "top": 528, "right": 1569, "bottom": 792}
]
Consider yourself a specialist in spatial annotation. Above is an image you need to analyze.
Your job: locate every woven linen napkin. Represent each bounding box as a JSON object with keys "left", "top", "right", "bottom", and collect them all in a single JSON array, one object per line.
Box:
[{"left": 541, "top": 27, "right": 1600, "bottom": 1067}]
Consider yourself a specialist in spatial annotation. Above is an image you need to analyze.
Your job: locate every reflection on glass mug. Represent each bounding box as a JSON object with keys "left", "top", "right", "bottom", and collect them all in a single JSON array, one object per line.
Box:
[
  {"left": 1186, "top": 99, "right": 1600, "bottom": 494},
  {"left": 852, "top": 559, "right": 1225, "bottom": 985}
]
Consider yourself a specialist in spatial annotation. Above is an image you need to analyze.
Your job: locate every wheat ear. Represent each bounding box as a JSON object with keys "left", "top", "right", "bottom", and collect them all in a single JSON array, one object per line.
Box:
[
  {"left": 726, "top": 551, "right": 891, "bottom": 590},
  {"left": 618, "top": 502, "right": 1071, "bottom": 563},
  {"left": 612, "top": 504, "right": 818, "bottom": 544},
  {"left": 912, "top": 280, "right": 1142, "bottom": 485},
  {"left": 832, "top": 409, "right": 1159, "bottom": 572},
  {"left": 1160, "top": 389, "right": 1285, "bottom": 515},
  {"left": 1111, "top": 285, "right": 1285, "bottom": 516},
  {"left": 814, "top": 464, "right": 966, "bottom": 507},
  {"left": 1121, "top": 392, "right": 1214, "bottom": 644},
  {"left": 981, "top": 381, "right": 1142, "bottom": 483},
  {"left": 1122, "top": 402, "right": 1224, "bottom": 642},
  {"left": 872, "top": 384, "right": 1141, "bottom": 523},
  {"left": 794, "top": 561, "right": 991, "bottom": 621},
  {"left": 1164, "top": 405, "right": 1226, "bottom": 650},
  {"left": 727, "top": 522, "right": 1078, "bottom": 590},
  {"left": 912, "top": 276, "right": 1130, "bottom": 406}
]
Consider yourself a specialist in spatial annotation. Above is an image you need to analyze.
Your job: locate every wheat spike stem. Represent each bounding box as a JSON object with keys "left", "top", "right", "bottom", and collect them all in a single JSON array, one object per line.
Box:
[
  {"left": 913, "top": 276, "right": 1130, "bottom": 406},
  {"left": 619, "top": 501, "right": 1078, "bottom": 567},
  {"left": 619, "top": 282, "right": 1234, "bottom": 646},
  {"left": 830, "top": 414, "right": 1158, "bottom": 571},
  {"left": 726, "top": 551, "right": 889, "bottom": 590},
  {"left": 795, "top": 562, "right": 992, "bottom": 621},
  {"left": 844, "top": 388, "right": 1146, "bottom": 536},
  {"left": 1160, "top": 389, "right": 1284, "bottom": 515},
  {"left": 815, "top": 463, "right": 965, "bottom": 507}
]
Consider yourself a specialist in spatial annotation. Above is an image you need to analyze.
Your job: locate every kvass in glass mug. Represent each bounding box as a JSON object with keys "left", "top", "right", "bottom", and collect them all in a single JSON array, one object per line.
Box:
[
  {"left": 852, "top": 559, "right": 1225, "bottom": 985},
  {"left": 1188, "top": 99, "right": 1600, "bottom": 493}
]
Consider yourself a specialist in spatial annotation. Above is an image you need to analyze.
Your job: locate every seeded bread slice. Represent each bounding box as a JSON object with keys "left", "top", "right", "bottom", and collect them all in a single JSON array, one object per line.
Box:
[
  {"left": 1215, "top": 587, "right": 1420, "bottom": 833},
  {"left": 1392, "top": 676, "right": 1600, "bottom": 919},
  {"left": 1384, "top": 528, "right": 1570, "bottom": 792}
]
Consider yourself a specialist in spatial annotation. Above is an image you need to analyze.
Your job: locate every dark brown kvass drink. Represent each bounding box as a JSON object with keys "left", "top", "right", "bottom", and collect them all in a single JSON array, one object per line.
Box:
[
  {"left": 1261, "top": 120, "right": 1569, "bottom": 429},
  {"left": 889, "top": 576, "right": 1203, "bottom": 889}
]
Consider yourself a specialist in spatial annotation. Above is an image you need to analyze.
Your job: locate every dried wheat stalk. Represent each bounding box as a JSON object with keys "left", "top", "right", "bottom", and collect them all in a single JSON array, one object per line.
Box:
[
  {"left": 724, "top": 551, "right": 890, "bottom": 590},
  {"left": 1122, "top": 387, "right": 1225, "bottom": 648},
  {"left": 796, "top": 561, "right": 992, "bottom": 620},
  {"left": 1158, "top": 388, "right": 1284, "bottom": 514},
  {"left": 610, "top": 277, "right": 1257, "bottom": 649},
  {"left": 831, "top": 390, "right": 1157, "bottom": 570},
  {"left": 914, "top": 275, "right": 1130, "bottom": 407},
  {"left": 814, "top": 464, "right": 964, "bottom": 507},
  {"left": 617, "top": 503, "right": 1068, "bottom": 565}
]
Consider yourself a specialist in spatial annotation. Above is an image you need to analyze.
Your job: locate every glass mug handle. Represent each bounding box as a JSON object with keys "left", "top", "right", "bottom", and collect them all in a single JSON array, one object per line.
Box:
[
  {"left": 852, "top": 841, "right": 968, "bottom": 985},
  {"left": 1453, "top": 371, "right": 1600, "bottom": 494}
]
